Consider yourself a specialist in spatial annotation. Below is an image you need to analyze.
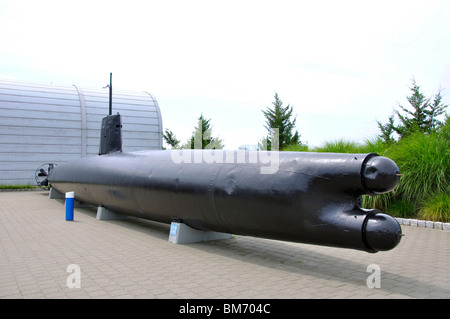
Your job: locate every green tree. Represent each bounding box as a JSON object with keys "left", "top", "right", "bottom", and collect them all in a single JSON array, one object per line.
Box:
[
  {"left": 162, "top": 128, "right": 180, "bottom": 149},
  {"left": 377, "top": 115, "right": 396, "bottom": 144},
  {"left": 261, "top": 93, "right": 300, "bottom": 150},
  {"left": 378, "top": 79, "right": 448, "bottom": 141},
  {"left": 184, "top": 114, "right": 224, "bottom": 149}
]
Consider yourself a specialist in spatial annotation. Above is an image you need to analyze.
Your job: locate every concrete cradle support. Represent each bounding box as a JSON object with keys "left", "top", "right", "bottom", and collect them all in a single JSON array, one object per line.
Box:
[
  {"left": 49, "top": 188, "right": 93, "bottom": 208},
  {"left": 168, "top": 222, "right": 233, "bottom": 244},
  {"left": 96, "top": 205, "right": 135, "bottom": 220},
  {"left": 49, "top": 187, "right": 64, "bottom": 199}
]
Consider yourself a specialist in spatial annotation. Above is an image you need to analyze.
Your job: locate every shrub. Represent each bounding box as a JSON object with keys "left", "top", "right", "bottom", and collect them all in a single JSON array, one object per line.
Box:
[
  {"left": 313, "top": 137, "right": 388, "bottom": 155},
  {"left": 281, "top": 143, "right": 309, "bottom": 152},
  {"left": 358, "top": 137, "right": 389, "bottom": 155},
  {"left": 290, "top": 131, "right": 449, "bottom": 221},
  {"left": 418, "top": 192, "right": 450, "bottom": 222},
  {"left": 362, "top": 193, "right": 392, "bottom": 212},
  {"left": 363, "top": 128, "right": 449, "bottom": 221},
  {"left": 313, "top": 139, "right": 361, "bottom": 153},
  {"left": 385, "top": 199, "right": 418, "bottom": 219},
  {"left": 383, "top": 131, "right": 449, "bottom": 205}
]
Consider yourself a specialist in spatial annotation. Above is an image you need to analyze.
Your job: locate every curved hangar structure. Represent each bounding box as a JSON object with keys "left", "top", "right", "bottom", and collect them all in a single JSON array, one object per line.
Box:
[
  {"left": 0, "top": 78, "right": 162, "bottom": 185},
  {"left": 49, "top": 115, "right": 403, "bottom": 253}
]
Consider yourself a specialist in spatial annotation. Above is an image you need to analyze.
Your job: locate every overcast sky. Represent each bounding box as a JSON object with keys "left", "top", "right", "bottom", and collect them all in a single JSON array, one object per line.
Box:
[{"left": 1, "top": 0, "right": 449, "bottom": 149}]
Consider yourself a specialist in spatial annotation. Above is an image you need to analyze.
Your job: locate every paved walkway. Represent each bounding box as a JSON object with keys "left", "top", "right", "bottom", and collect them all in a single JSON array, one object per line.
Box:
[{"left": 0, "top": 190, "right": 449, "bottom": 299}]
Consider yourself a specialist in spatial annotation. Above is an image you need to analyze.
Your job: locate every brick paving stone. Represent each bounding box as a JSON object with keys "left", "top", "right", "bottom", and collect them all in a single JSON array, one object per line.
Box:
[{"left": 0, "top": 191, "right": 449, "bottom": 299}]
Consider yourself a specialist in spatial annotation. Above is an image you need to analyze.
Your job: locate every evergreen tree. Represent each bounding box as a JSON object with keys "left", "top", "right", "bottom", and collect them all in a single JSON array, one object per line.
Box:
[
  {"left": 162, "top": 128, "right": 180, "bottom": 149},
  {"left": 378, "top": 79, "right": 448, "bottom": 141},
  {"left": 261, "top": 93, "right": 300, "bottom": 150},
  {"left": 185, "top": 114, "right": 224, "bottom": 149},
  {"left": 377, "top": 115, "right": 396, "bottom": 144}
]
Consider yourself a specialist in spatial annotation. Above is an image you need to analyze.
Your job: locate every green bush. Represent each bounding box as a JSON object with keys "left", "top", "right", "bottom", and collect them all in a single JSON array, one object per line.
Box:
[
  {"left": 357, "top": 137, "right": 387, "bottom": 155},
  {"left": 385, "top": 199, "right": 418, "bottom": 219},
  {"left": 281, "top": 143, "right": 309, "bottom": 152},
  {"left": 311, "top": 137, "right": 387, "bottom": 155},
  {"left": 312, "top": 130, "right": 449, "bottom": 221},
  {"left": 313, "top": 139, "right": 362, "bottom": 153},
  {"left": 418, "top": 192, "right": 450, "bottom": 222},
  {"left": 383, "top": 131, "right": 449, "bottom": 205},
  {"left": 362, "top": 193, "right": 392, "bottom": 212},
  {"left": 365, "top": 129, "right": 449, "bottom": 221},
  {"left": 285, "top": 127, "right": 449, "bottom": 221}
]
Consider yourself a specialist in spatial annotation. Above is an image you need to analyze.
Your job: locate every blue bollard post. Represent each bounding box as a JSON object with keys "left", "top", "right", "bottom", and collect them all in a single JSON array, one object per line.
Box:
[{"left": 65, "top": 191, "right": 74, "bottom": 221}]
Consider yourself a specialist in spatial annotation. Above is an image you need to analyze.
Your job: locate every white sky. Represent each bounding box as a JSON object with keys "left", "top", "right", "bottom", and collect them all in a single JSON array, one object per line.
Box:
[{"left": 1, "top": 0, "right": 449, "bottom": 149}]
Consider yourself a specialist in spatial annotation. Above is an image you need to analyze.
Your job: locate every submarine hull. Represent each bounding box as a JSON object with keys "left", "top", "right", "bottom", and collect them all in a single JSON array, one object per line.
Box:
[{"left": 48, "top": 149, "right": 402, "bottom": 253}]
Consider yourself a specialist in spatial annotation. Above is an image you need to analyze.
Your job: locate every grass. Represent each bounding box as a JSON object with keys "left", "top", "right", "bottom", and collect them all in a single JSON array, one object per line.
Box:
[
  {"left": 304, "top": 137, "right": 387, "bottom": 155},
  {"left": 385, "top": 199, "right": 418, "bottom": 219},
  {"left": 383, "top": 131, "right": 449, "bottom": 205},
  {"left": 313, "top": 139, "right": 362, "bottom": 153},
  {"left": 281, "top": 143, "right": 309, "bottom": 152},
  {"left": 380, "top": 130, "right": 449, "bottom": 221},
  {"left": 418, "top": 192, "right": 450, "bottom": 222},
  {"left": 362, "top": 193, "right": 392, "bottom": 212},
  {"left": 284, "top": 126, "right": 449, "bottom": 222},
  {"left": 0, "top": 184, "right": 38, "bottom": 190}
]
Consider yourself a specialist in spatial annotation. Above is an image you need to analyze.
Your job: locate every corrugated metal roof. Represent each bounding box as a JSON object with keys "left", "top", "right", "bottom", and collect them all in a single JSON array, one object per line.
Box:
[{"left": 0, "top": 78, "right": 163, "bottom": 185}]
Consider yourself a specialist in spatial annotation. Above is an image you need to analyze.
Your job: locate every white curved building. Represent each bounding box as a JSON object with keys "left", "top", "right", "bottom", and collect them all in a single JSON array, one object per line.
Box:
[{"left": 0, "top": 78, "right": 163, "bottom": 185}]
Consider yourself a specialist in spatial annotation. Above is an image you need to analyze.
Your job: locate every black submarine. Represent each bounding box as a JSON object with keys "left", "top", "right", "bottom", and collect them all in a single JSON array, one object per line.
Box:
[{"left": 48, "top": 114, "right": 403, "bottom": 253}]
